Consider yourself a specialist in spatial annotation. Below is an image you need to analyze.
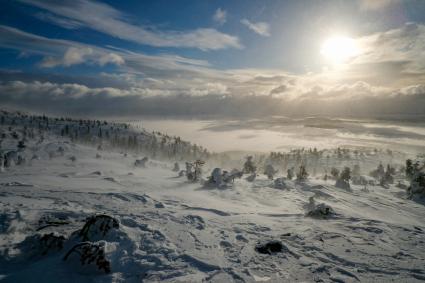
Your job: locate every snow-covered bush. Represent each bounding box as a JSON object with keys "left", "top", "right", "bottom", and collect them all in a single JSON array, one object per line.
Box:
[
  {"left": 78, "top": 214, "right": 120, "bottom": 242},
  {"left": 224, "top": 169, "right": 243, "bottom": 183},
  {"left": 63, "top": 241, "right": 111, "bottom": 274},
  {"left": 264, "top": 164, "right": 278, "bottom": 180},
  {"left": 207, "top": 168, "right": 243, "bottom": 188},
  {"left": 17, "top": 232, "right": 66, "bottom": 258},
  {"left": 134, "top": 157, "right": 148, "bottom": 167},
  {"left": 246, "top": 173, "right": 257, "bottom": 182},
  {"left": 306, "top": 202, "right": 335, "bottom": 219},
  {"left": 208, "top": 168, "right": 223, "bottom": 187},
  {"left": 274, "top": 177, "right": 288, "bottom": 190}
]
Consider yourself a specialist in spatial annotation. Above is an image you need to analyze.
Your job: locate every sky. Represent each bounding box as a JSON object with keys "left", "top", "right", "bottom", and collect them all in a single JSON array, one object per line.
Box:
[{"left": 0, "top": 0, "right": 425, "bottom": 119}]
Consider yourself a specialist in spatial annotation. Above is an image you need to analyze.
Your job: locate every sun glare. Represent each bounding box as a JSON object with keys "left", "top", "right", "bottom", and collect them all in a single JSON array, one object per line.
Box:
[{"left": 320, "top": 36, "right": 359, "bottom": 65}]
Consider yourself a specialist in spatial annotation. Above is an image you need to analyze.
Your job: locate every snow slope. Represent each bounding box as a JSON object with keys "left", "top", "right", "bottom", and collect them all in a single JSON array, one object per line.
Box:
[{"left": 1, "top": 127, "right": 425, "bottom": 282}]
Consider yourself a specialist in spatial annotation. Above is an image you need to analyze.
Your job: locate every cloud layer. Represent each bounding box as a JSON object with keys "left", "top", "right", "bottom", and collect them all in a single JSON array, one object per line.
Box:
[
  {"left": 2, "top": 22, "right": 425, "bottom": 119},
  {"left": 1, "top": 1, "right": 425, "bottom": 120},
  {"left": 1, "top": 79, "right": 424, "bottom": 119}
]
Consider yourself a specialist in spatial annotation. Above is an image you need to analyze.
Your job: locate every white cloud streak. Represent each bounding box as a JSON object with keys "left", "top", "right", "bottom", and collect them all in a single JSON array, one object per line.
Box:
[
  {"left": 0, "top": 25, "right": 213, "bottom": 73},
  {"left": 34, "top": 12, "right": 84, "bottom": 29},
  {"left": 355, "top": 23, "right": 425, "bottom": 73},
  {"left": 240, "top": 19, "right": 270, "bottom": 37},
  {"left": 20, "top": 0, "right": 242, "bottom": 50}
]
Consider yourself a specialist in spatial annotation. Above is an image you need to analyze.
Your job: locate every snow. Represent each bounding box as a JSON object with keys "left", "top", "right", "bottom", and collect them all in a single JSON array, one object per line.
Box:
[{"left": 1, "top": 112, "right": 425, "bottom": 282}]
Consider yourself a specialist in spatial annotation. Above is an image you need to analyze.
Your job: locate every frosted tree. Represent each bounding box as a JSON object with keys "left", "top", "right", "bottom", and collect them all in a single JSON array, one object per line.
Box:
[
  {"left": 382, "top": 164, "right": 395, "bottom": 184},
  {"left": 296, "top": 165, "right": 308, "bottom": 181},
  {"left": 336, "top": 167, "right": 351, "bottom": 190},
  {"left": 287, "top": 167, "right": 294, "bottom": 180},
  {"left": 186, "top": 160, "right": 204, "bottom": 182},
  {"left": 264, "top": 164, "right": 278, "bottom": 180},
  {"left": 330, "top": 167, "right": 339, "bottom": 180},
  {"left": 243, "top": 156, "right": 256, "bottom": 174},
  {"left": 17, "top": 140, "right": 26, "bottom": 151},
  {"left": 172, "top": 162, "right": 180, "bottom": 172},
  {"left": 406, "top": 159, "right": 415, "bottom": 180},
  {"left": 408, "top": 170, "right": 425, "bottom": 197}
]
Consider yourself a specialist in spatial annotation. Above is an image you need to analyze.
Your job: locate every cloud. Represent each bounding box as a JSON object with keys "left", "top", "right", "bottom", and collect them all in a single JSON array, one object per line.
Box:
[
  {"left": 327, "top": 22, "right": 425, "bottom": 89},
  {"left": 39, "top": 47, "right": 124, "bottom": 67},
  {"left": 240, "top": 19, "right": 270, "bottom": 37},
  {"left": 0, "top": 25, "right": 124, "bottom": 67},
  {"left": 213, "top": 8, "right": 227, "bottom": 25},
  {"left": 0, "top": 25, "right": 212, "bottom": 74},
  {"left": 2, "top": 20, "right": 425, "bottom": 119},
  {"left": 356, "top": 23, "right": 425, "bottom": 73},
  {"left": 34, "top": 12, "right": 83, "bottom": 29},
  {"left": 20, "top": 0, "right": 242, "bottom": 50},
  {"left": 358, "top": 0, "right": 400, "bottom": 11},
  {"left": 1, "top": 80, "right": 424, "bottom": 119}
]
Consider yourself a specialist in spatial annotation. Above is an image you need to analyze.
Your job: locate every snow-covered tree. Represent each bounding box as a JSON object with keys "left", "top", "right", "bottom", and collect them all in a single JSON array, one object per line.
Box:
[
  {"left": 243, "top": 156, "right": 256, "bottom": 174},
  {"left": 406, "top": 158, "right": 425, "bottom": 198},
  {"left": 186, "top": 160, "right": 205, "bottom": 182},
  {"left": 406, "top": 159, "right": 415, "bottom": 180},
  {"left": 287, "top": 167, "right": 294, "bottom": 180},
  {"left": 264, "top": 164, "right": 278, "bottom": 180},
  {"left": 330, "top": 167, "right": 339, "bottom": 180},
  {"left": 172, "top": 162, "right": 180, "bottom": 172},
  {"left": 336, "top": 167, "right": 351, "bottom": 190},
  {"left": 296, "top": 165, "right": 308, "bottom": 181},
  {"left": 17, "top": 140, "right": 26, "bottom": 151}
]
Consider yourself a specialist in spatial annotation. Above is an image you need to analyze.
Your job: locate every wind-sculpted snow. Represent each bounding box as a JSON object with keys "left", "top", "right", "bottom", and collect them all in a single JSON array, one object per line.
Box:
[{"left": 1, "top": 112, "right": 425, "bottom": 282}]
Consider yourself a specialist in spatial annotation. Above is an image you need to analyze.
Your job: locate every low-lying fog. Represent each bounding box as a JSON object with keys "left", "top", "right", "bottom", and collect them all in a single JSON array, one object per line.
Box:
[{"left": 130, "top": 116, "right": 425, "bottom": 154}]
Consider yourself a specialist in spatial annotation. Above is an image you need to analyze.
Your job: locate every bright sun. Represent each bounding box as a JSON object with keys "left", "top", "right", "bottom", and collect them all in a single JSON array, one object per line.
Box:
[{"left": 320, "top": 36, "right": 359, "bottom": 65}]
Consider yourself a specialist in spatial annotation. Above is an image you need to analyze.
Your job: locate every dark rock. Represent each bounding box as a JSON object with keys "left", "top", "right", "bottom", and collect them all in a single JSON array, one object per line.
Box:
[{"left": 255, "top": 240, "right": 283, "bottom": 254}]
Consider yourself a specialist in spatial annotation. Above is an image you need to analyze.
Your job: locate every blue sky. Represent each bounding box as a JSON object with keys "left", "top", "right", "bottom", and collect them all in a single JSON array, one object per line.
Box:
[{"left": 1, "top": 0, "right": 425, "bottom": 118}]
